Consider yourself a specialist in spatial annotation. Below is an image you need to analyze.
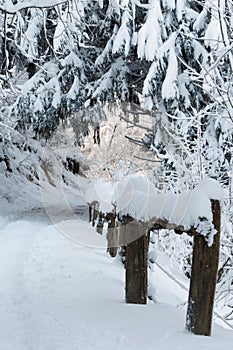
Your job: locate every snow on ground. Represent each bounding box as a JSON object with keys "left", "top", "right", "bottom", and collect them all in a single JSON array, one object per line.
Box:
[{"left": 0, "top": 216, "right": 233, "bottom": 350}]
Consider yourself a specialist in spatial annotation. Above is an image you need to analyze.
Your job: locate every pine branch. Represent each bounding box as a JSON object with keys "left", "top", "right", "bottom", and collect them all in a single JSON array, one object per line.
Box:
[{"left": 217, "top": 0, "right": 233, "bottom": 73}]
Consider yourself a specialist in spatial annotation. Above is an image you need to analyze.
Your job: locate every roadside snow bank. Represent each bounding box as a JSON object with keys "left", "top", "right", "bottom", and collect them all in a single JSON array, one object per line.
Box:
[{"left": 0, "top": 139, "right": 87, "bottom": 216}]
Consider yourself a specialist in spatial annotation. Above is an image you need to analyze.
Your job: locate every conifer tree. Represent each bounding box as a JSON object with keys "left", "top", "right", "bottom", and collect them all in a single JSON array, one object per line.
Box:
[{"left": 1, "top": 0, "right": 231, "bottom": 187}]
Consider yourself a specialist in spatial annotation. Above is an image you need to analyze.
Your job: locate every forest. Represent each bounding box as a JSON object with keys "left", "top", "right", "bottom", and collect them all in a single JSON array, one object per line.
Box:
[{"left": 0, "top": 0, "right": 233, "bottom": 348}]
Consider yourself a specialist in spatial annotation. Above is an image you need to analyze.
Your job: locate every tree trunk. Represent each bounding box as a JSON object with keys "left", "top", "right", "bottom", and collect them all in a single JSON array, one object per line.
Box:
[
  {"left": 125, "top": 218, "right": 149, "bottom": 304},
  {"left": 186, "top": 200, "right": 220, "bottom": 336}
]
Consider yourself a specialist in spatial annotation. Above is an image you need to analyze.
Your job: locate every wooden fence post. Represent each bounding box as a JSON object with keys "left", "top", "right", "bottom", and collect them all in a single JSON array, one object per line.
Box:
[
  {"left": 186, "top": 200, "right": 221, "bottom": 336},
  {"left": 96, "top": 211, "right": 104, "bottom": 235},
  {"left": 124, "top": 217, "right": 149, "bottom": 304},
  {"left": 92, "top": 202, "right": 99, "bottom": 227},
  {"left": 88, "top": 205, "right": 92, "bottom": 222},
  {"left": 106, "top": 213, "right": 118, "bottom": 257}
]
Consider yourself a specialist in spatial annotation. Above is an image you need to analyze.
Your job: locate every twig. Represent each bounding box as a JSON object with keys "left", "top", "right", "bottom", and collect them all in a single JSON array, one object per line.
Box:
[
  {"left": 120, "top": 114, "right": 152, "bottom": 132},
  {"left": 155, "top": 259, "right": 233, "bottom": 330},
  {"left": 155, "top": 261, "right": 188, "bottom": 291},
  {"left": 125, "top": 135, "right": 149, "bottom": 147},
  {"left": 133, "top": 155, "right": 160, "bottom": 163}
]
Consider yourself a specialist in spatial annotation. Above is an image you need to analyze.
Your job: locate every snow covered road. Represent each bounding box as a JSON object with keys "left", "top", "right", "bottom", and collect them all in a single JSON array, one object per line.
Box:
[{"left": 0, "top": 217, "right": 233, "bottom": 350}]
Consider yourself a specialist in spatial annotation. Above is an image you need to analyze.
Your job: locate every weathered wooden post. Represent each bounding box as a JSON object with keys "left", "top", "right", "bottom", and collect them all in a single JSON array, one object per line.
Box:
[
  {"left": 106, "top": 212, "right": 118, "bottom": 257},
  {"left": 88, "top": 205, "right": 92, "bottom": 222},
  {"left": 186, "top": 200, "right": 221, "bottom": 336},
  {"left": 123, "top": 216, "right": 149, "bottom": 304},
  {"left": 96, "top": 211, "right": 104, "bottom": 235},
  {"left": 92, "top": 201, "right": 99, "bottom": 227}
]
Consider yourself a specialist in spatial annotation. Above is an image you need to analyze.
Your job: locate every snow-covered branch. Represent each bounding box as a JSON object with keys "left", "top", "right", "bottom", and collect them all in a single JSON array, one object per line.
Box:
[{"left": 0, "top": 0, "right": 68, "bottom": 14}]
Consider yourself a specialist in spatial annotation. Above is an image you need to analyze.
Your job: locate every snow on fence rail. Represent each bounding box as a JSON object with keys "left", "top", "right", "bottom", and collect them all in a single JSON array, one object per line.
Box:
[
  {"left": 78, "top": 174, "right": 223, "bottom": 245},
  {"left": 77, "top": 174, "right": 223, "bottom": 337}
]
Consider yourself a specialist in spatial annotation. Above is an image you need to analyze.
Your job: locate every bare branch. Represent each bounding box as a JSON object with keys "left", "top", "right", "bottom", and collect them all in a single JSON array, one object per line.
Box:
[
  {"left": 133, "top": 155, "right": 160, "bottom": 163},
  {"left": 119, "top": 114, "right": 152, "bottom": 132},
  {"left": 125, "top": 135, "right": 149, "bottom": 147}
]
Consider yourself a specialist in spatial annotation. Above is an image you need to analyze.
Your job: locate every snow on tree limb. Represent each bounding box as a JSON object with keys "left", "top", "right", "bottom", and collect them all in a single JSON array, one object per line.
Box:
[
  {"left": 137, "top": 0, "right": 163, "bottom": 60},
  {"left": 0, "top": 0, "right": 68, "bottom": 13}
]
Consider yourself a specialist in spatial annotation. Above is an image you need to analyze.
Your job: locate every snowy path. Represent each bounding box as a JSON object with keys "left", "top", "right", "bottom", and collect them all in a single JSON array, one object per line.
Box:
[{"left": 0, "top": 217, "right": 233, "bottom": 350}]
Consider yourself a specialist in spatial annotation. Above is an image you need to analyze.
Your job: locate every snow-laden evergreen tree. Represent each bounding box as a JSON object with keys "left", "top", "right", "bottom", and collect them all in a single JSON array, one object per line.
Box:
[
  {"left": 1, "top": 0, "right": 233, "bottom": 211},
  {"left": 1, "top": 0, "right": 231, "bottom": 187}
]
